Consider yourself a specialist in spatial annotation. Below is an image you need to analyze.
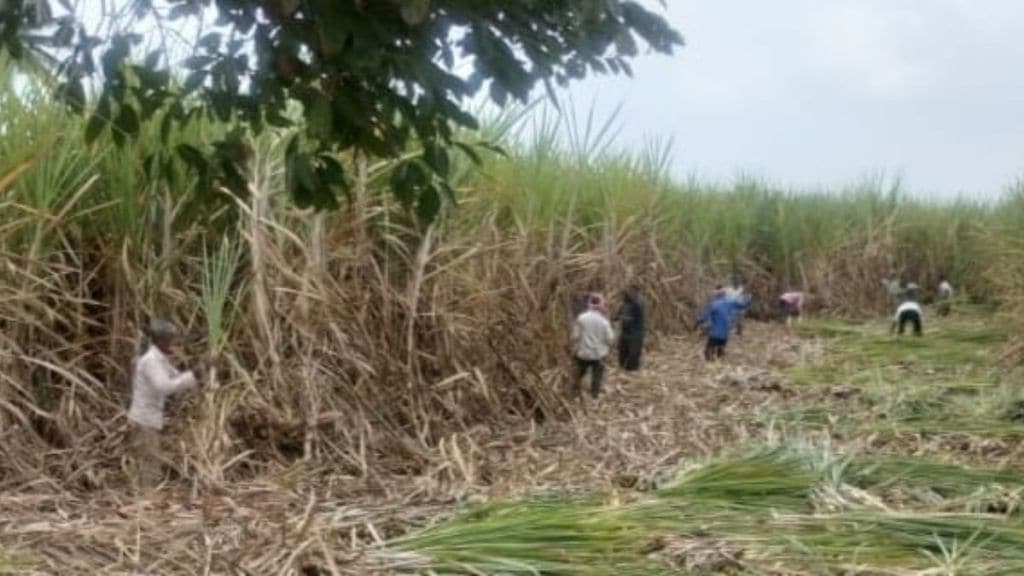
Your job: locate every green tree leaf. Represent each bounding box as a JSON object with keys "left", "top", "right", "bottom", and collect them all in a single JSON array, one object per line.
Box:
[
  {"left": 114, "top": 103, "right": 140, "bottom": 139},
  {"left": 7, "top": 0, "right": 683, "bottom": 222},
  {"left": 416, "top": 183, "right": 441, "bottom": 224}
]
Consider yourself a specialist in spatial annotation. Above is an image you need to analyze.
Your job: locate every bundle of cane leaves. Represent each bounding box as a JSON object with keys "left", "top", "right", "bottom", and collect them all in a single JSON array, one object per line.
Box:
[
  {"left": 846, "top": 456, "right": 1022, "bottom": 496},
  {"left": 763, "top": 511, "right": 1024, "bottom": 572},
  {"left": 624, "top": 448, "right": 832, "bottom": 563},
  {"left": 863, "top": 386, "right": 1024, "bottom": 437},
  {"left": 655, "top": 447, "right": 822, "bottom": 512},
  {"left": 389, "top": 496, "right": 661, "bottom": 575},
  {"left": 790, "top": 315, "right": 1005, "bottom": 384},
  {"left": 792, "top": 318, "right": 865, "bottom": 339}
]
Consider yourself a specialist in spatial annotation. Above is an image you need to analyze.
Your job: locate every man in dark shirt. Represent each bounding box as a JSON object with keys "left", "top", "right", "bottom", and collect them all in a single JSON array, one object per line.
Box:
[{"left": 617, "top": 283, "right": 646, "bottom": 371}]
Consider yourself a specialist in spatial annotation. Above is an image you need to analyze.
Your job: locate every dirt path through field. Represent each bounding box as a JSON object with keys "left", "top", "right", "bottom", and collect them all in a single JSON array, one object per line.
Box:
[{"left": 459, "top": 321, "right": 819, "bottom": 497}]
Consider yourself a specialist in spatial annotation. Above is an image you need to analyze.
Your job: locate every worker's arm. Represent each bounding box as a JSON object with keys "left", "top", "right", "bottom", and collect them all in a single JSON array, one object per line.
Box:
[
  {"left": 141, "top": 355, "right": 198, "bottom": 396},
  {"left": 604, "top": 319, "right": 615, "bottom": 346}
]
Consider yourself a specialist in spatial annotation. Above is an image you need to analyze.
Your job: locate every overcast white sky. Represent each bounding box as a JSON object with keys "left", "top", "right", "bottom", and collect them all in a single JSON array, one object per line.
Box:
[
  {"left": 567, "top": 1, "right": 1024, "bottom": 199},
  {"left": 76, "top": 1, "right": 1024, "bottom": 198}
]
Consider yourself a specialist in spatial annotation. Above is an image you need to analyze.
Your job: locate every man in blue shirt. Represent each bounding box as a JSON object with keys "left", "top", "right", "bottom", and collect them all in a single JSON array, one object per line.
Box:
[{"left": 695, "top": 287, "right": 749, "bottom": 361}]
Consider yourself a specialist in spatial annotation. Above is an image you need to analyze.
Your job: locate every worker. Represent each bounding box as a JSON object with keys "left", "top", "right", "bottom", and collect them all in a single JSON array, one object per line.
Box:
[
  {"left": 695, "top": 287, "right": 749, "bottom": 361},
  {"left": 616, "top": 283, "right": 646, "bottom": 371},
  {"left": 937, "top": 276, "right": 954, "bottom": 316},
  {"left": 778, "top": 290, "right": 806, "bottom": 326},
  {"left": 882, "top": 278, "right": 902, "bottom": 310},
  {"left": 891, "top": 298, "right": 924, "bottom": 336},
  {"left": 128, "top": 318, "right": 203, "bottom": 489},
  {"left": 571, "top": 293, "right": 615, "bottom": 399},
  {"left": 723, "top": 274, "right": 749, "bottom": 336}
]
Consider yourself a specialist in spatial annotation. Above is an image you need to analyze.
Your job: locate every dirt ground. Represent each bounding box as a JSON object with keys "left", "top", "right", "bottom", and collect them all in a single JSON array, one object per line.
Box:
[{"left": 0, "top": 322, "right": 827, "bottom": 575}]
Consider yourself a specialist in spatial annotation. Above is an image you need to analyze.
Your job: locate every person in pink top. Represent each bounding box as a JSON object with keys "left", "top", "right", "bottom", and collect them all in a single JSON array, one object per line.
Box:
[{"left": 778, "top": 291, "right": 806, "bottom": 326}]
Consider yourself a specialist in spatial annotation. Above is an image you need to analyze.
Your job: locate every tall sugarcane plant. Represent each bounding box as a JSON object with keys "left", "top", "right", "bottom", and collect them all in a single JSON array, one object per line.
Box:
[
  {"left": 187, "top": 234, "right": 244, "bottom": 487},
  {"left": 200, "top": 235, "right": 243, "bottom": 385}
]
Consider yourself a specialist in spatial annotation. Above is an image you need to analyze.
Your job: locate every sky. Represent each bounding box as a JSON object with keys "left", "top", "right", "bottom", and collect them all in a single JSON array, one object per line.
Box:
[
  {"left": 566, "top": 0, "right": 1024, "bottom": 199},
  {"left": 72, "top": 1, "right": 1024, "bottom": 199}
]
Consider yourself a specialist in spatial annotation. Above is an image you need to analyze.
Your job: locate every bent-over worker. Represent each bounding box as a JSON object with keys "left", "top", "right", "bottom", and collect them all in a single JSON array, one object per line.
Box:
[
  {"left": 891, "top": 299, "right": 924, "bottom": 336},
  {"left": 778, "top": 290, "right": 806, "bottom": 326}
]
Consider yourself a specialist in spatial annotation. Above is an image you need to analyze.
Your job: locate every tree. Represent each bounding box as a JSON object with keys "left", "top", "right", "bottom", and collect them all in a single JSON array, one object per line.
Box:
[{"left": 1, "top": 0, "right": 682, "bottom": 220}]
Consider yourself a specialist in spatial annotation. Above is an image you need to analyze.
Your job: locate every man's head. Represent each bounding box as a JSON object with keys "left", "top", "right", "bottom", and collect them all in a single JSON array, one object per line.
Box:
[
  {"left": 626, "top": 283, "right": 641, "bottom": 297},
  {"left": 148, "top": 318, "right": 179, "bottom": 352},
  {"left": 713, "top": 285, "right": 726, "bottom": 299}
]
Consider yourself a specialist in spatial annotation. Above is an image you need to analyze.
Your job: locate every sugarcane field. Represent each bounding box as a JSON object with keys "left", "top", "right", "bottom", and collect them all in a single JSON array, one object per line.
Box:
[{"left": 3, "top": 2, "right": 1024, "bottom": 575}]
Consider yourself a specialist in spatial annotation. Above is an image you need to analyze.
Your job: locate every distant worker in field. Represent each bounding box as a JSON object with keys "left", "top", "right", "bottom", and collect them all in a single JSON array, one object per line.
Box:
[
  {"left": 615, "top": 283, "right": 646, "bottom": 371},
  {"left": 937, "top": 276, "right": 954, "bottom": 316},
  {"left": 724, "top": 274, "right": 749, "bottom": 336},
  {"left": 778, "top": 290, "right": 806, "bottom": 326},
  {"left": 904, "top": 280, "right": 921, "bottom": 300},
  {"left": 882, "top": 278, "right": 902, "bottom": 310},
  {"left": 891, "top": 297, "right": 924, "bottom": 336},
  {"left": 571, "top": 293, "right": 615, "bottom": 399},
  {"left": 128, "top": 318, "right": 203, "bottom": 489},
  {"left": 695, "top": 286, "right": 749, "bottom": 361}
]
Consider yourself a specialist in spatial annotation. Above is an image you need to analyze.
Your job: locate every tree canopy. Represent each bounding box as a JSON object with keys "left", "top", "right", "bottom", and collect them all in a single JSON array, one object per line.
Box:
[{"left": 1, "top": 0, "right": 682, "bottom": 220}]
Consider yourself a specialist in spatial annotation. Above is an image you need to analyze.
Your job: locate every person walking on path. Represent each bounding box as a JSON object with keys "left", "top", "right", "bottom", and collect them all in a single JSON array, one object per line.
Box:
[
  {"left": 616, "top": 283, "right": 646, "bottom": 371},
  {"left": 778, "top": 290, "right": 806, "bottom": 327},
  {"left": 695, "top": 287, "right": 749, "bottom": 361},
  {"left": 891, "top": 298, "right": 924, "bottom": 336},
  {"left": 571, "top": 293, "right": 615, "bottom": 399},
  {"left": 128, "top": 318, "right": 203, "bottom": 490}
]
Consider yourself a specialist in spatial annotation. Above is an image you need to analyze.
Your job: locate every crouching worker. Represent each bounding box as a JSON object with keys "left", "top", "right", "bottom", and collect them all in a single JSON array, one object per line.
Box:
[
  {"left": 695, "top": 287, "right": 748, "bottom": 361},
  {"left": 778, "top": 290, "right": 806, "bottom": 327},
  {"left": 891, "top": 299, "right": 924, "bottom": 336},
  {"left": 572, "top": 293, "right": 615, "bottom": 399},
  {"left": 128, "top": 318, "right": 202, "bottom": 490}
]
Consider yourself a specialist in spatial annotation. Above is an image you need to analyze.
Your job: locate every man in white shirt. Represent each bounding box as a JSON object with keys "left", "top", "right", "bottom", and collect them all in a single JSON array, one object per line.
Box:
[
  {"left": 571, "top": 293, "right": 615, "bottom": 399},
  {"left": 890, "top": 299, "right": 923, "bottom": 336},
  {"left": 938, "top": 279, "right": 954, "bottom": 300},
  {"left": 128, "top": 318, "right": 202, "bottom": 488},
  {"left": 937, "top": 277, "right": 954, "bottom": 317},
  {"left": 723, "top": 275, "right": 748, "bottom": 336},
  {"left": 882, "top": 278, "right": 902, "bottom": 311}
]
